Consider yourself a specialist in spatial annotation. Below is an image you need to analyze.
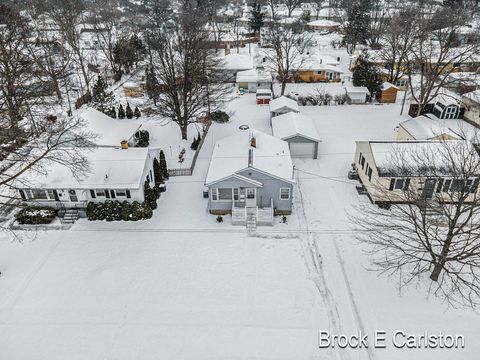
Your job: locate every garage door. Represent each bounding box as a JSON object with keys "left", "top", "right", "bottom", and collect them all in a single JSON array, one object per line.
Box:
[{"left": 289, "top": 142, "right": 315, "bottom": 159}]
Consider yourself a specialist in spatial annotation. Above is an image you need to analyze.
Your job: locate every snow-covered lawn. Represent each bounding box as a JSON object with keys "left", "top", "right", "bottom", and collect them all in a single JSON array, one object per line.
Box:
[{"left": 1, "top": 95, "right": 479, "bottom": 359}]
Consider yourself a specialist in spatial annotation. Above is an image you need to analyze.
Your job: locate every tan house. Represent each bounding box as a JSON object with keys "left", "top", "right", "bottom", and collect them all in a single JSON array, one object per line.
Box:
[{"left": 354, "top": 140, "right": 480, "bottom": 204}]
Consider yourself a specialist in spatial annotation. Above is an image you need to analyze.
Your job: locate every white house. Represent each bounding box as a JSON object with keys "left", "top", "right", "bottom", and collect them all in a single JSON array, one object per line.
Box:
[
  {"left": 77, "top": 107, "right": 142, "bottom": 148},
  {"left": 236, "top": 68, "right": 272, "bottom": 93},
  {"left": 205, "top": 128, "right": 295, "bottom": 224},
  {"left": 346, "top": 86, "right": 369, "bottom": 104},
  {"left": 269, "top": 96, "right": 299, "bottom": 121},
  {"left": 271, "top": 112, "right": 321, "bottom": 159},
  {"left": 305, "top": 19, "right": 341, "bottom": 32},
  {"left": 17, "top": 147, "right": 156, "bottom": 215},
  {"left": 397, "top": 114, "right": 477, "bottom": 141}
]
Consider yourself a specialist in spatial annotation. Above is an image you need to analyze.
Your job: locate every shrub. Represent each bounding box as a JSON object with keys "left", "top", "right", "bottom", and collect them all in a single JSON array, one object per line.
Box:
[
  {"left": 153, "top": 157, "right": 163, "bottom": 185},
  {"left": 134, "top": 106, "right": 141, "bottom": 118},
  {"left": 15, "top": 206, "right": 58, "bottom": 225},
  {"left": 135, "top": 129, "right": 150, "bottom": 147},
  {"left": 126, "top": 102, "right": 134, "bottom": 119},
  {"left": 334, "top": 94, "right": 347, "bottom": 105},
  {"left": 159, "top": 150, "right": 169, "bottom": 179},
  {"left": 216, "top": 215, "right": 223, "bottom": 223},
  {"left": 118, "top": 104, "right": 125, "bottom": 119},
  {"left": 86, "top": 200, "right": 154, "bottom": 221},
  {"left": 208, "top": 110, "right": 229, "bottom": 123}
]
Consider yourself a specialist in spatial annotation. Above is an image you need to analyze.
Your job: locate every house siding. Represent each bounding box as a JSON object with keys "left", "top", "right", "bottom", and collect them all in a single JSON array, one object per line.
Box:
[{"left": 284, "top": 135, "right": 319, "bottom": 159}]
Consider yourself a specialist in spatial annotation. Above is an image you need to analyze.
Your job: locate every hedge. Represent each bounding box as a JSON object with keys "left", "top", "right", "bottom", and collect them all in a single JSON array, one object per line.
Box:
[{"left": 15, "top": 206, "right": 58, "bottom": 225}]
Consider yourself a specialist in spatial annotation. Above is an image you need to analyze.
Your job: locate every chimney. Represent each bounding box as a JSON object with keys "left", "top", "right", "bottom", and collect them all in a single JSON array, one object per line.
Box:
[
  {"left": 121, "top": 140, "right": 129, "bottom": 149},
  {"left": 250, "top": 136, "right": 256, "bottom": 148},
  {"left": 248, "top": 148, "right": 253, "bottom": 167}
]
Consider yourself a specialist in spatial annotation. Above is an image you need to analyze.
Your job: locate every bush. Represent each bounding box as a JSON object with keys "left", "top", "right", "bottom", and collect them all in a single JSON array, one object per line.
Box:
[
  {"left": 334, "top": 94, "right": 347, "bottom": 105},
  {"left": 118, "top": 104, "right": 125, "bottom": 119},
  {"left": 144, "top": 181, "right": 160, "bottom": 210},
  {"left": 86, "top": 200, "right": 154, "bottom": 221},
  {"left": 216, "top": 215, "right": 223, "bottom": 223},
  {"left": 135, "top": 129, "right": 150, "bottom": 147},
  {"left": 126, "top": 102, "right": 133, "bottom": 119},
  {"left": 134, "top": 106, "right": 141, "bottom": 118},
  {"left": 208, "top": 110, "right": 229, "bottom": 123},
  {"left": 159, "top": 150, "right": 169, "bottom": 180},
  {"left": 15, "top": 206, "right": 58, "bottom": 225}
]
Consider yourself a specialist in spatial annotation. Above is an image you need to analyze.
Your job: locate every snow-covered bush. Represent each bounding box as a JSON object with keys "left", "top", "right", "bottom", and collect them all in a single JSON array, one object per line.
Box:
[
  {"left": 208, "top": 110, "right": 229, "bottom": 123},
  {"left": 86, "top": 200, "right": 155, "bottom": 221},
  {"left": 15, "top": 206, "right": 58, "bottom": 225}
]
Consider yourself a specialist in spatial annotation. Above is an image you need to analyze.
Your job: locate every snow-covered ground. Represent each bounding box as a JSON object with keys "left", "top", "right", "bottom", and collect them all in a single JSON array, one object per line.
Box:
[{"left": 1, "top": 94, "right": 479, "bottom": 359}]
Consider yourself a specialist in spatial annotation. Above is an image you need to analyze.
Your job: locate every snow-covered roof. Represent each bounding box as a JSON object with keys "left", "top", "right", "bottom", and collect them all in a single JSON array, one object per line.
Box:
[
  {"left": 272, "top": 113, "right": 321, "bottom": 142},
  {"left": 220, "top": 52, "right": 254, "bottom": 70},
  {"left": 307, "top": 19, "right": 341, "bottom": 27},
  {"left": 346, "top": 86, "right": 369, "bottom": 94},
  {"left": 399, "top": 115, "right": 476, "bottom": 140},
  {"left": 19, "top": 147, "right": 150, "bottom": 190},
  {"left": 367, "top": 140, "right": 480, "bottom": 177},
  {"left": 205, "top": 129, "right": 294, "bottom": 185},
  {"left": 381, "top": 82, "right": 398, "bottom": 91},
  {"left": 269, "top": 96, "right": 299, "bottom": 113},
  {"left": 236, "top": 68, "right": 272, "bottom": 83},
  {"left": 463, "top": 89, "right": 480, "bottom": 104},
  {"left": 78, "top": 107, "right": 141, "bottom": 147}
]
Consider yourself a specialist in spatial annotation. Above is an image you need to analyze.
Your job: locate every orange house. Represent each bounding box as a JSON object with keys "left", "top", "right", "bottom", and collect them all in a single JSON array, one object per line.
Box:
[{"left": 296, "top": 64, "right": 343, "bottom": 83}]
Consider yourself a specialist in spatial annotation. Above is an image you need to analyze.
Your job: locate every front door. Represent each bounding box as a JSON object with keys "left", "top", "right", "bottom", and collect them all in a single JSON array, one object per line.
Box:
[
  {"left": 68, "top": 189, "right": 78, "bottom": 202},
  {"left": 422, "top": 179, "right": 436, "bottom": 199},
  {"left": 246, "top": 188, "right": 256, "bottom": 207}
]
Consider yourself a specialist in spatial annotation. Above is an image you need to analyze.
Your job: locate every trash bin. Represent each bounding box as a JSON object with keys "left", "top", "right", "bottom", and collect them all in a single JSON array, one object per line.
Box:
[{"left": 203, "top": 188, "right": 209, "bottom": 198}]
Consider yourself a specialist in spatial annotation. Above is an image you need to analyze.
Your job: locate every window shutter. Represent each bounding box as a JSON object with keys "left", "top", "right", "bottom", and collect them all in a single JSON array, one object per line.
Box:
[
  {"left": 110, "top": 190, "right": 116, "bottom": 199},
  {"left": 90, "top": 190, "right": 96, "bottom": 199},
  {"left": 105, "top": 190, "right": 110, "bottom": 199},
  {"left": 389, "top": 179, "right": 395, "bottom": 191},
  {"left": 436, "top": 179, "right": 444, "bottom": 193},
  {"left": 126, "top": 190, "right": 131, "bottom": 198},
  {"left": 19, "top": 189, "right": 26, "bottom": 201}
]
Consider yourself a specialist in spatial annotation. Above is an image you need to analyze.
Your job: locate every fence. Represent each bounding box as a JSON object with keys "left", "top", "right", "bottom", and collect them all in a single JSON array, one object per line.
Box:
[{"left": 167, "top": 123, "right": 211, "bottom": 177}]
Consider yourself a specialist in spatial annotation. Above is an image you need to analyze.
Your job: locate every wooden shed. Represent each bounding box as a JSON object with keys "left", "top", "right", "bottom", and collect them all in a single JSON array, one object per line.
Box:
[{"left": 378, "top": 82, "right": 398, "bottom": 103}]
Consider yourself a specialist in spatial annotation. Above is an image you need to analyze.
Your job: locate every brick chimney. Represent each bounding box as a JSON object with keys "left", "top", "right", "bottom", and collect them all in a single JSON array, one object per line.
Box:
[{"left": 250, "top": 136, "right": 256, "bottom": 148}]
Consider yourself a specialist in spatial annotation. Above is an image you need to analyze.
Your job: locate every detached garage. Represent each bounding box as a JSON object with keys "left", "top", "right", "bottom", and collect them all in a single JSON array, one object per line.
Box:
[{"left": 271, "top": 112, "right": 321, "bottom": 159}]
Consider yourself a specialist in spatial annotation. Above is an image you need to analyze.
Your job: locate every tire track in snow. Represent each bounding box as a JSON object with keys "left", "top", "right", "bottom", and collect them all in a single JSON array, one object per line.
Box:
[{"left": 294, "top": 178, "right": 348, "bottom": 360}]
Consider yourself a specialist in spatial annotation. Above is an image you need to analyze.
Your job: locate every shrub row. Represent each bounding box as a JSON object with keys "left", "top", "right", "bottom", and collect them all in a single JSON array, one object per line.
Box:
[
  {"left": 15, "top": 206, "right": 58, "bottom": 225},
  {"left": 87, "top": 200, "right": 153, "bottom": 221}
]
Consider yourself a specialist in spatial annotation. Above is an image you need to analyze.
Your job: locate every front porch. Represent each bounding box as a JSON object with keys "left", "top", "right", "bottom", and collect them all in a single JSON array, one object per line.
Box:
[{"left": 232, "top": 199, "right": 274, "bottom": 227}]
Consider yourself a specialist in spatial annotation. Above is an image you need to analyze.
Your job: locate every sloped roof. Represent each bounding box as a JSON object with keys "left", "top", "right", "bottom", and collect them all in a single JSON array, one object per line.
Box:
[
  {"left": 236, "top": 68, "right": 272, "bottom": 83},
  {"left": 463, "top": 89, "right": 480, "bottom": 104},
  {"left": 269, "top": 96, "right": 299, "bottom": 113},
  {"left": 205, "top": 129, "right": 295, "bottom": 185},
  {"left": 19, "top": 147, "right": 150, "bottom": 189},
  {"left": 346, "top": 86, "right": 369, "bottom": 94},
  {"left": 272, "top": 112, "right": 321, "bottom": 142},
  {"left": 399, "top": 115, "right": 476, "bottom": 141},
  {"left": 381, "top": 82, "right": 399, "bottom": 91},
  {"left": 78, "top": 107, "right": 141, "bottom": 147}
]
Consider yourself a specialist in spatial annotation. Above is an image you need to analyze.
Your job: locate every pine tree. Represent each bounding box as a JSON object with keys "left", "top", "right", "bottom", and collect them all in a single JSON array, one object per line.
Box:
[
  {"left": 91, "top": 76, "right": 114, "bottom": 114},
  {"left": 110, "top": 106, "right": 117, "bottom": 118},
  {"left": 352, "top": 54, "right": 382, "bottom": 100},
  {"left": 249, "top": 2, "right": 264, "bottom": 38},
  {"left": 118, "top": 104, "right": 125, "bottom": 119},
  {"left": 134, "top": 106, "right": 141, "bottom": 118},
  {"left": 153, "top": 157, "right": 163, "bottom": 185},
  {"left": 159, "top": 150, "right": 169, "bottom": 180},
  {"left": 126, "top": 102, "right": 133, "bottom": 119},
  {"left": 145, "top": 65, "right": 161, "bottom": 106}
]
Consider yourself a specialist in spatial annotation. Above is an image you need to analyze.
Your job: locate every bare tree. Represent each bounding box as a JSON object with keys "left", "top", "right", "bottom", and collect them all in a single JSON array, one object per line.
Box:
[
  {"left": 352, "top": 139, "right": 480, "bottom": 308},
  {"left": 262, "top": 23, "right": 311, "bottom": 95},
  {"left": 285, "top": 0, "right": 303, "bottom": 17},
  {"left": 148, "top": 1, "right": 226, "bottom": 140},
  {"left": 406, "top": 8, "right": 480, "bottom": 116}
]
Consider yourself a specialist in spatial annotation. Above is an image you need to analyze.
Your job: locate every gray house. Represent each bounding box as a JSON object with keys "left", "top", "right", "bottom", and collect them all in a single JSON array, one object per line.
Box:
[
  {"left": 269, "top": 96, "right": 299, "bottom": 123},
  {"left": 272, "top": 112, "right": 321, "bottom": 159},
  {"left": 205, "top": 128, "right": 295, "bottom": 226}
]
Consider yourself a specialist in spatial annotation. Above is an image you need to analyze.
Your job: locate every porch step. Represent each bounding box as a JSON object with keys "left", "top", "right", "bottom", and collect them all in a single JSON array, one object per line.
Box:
[{"left": 63, "top": 209, "right": 79, "bottom": 224}]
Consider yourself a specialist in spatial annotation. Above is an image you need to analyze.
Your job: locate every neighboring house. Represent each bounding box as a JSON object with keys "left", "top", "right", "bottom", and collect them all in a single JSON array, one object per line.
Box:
[
  {"left": 269, "top": 96, "right": 299, "bottom": 121},
  {"left": 354, "top": 140, "right": 480, "bottom": 204},
  {"left": 271, "top": 112, "right": 321, "bottom": 159},
  {"left": 204, "top": 128, "right": 295, "bottom": 224},
  {"left": 431, "top": 95, "right": 465, "bottom": 119},
  {"left": 17, "top": 147, "right": 156, "bottom": 215},
  {"left": 236, "top": 68, "right": 272, "bottom": 93},
  {"left": 217, "top": 52, "right": 254, "bottom": 82},
  {"left": 378, "top": 82, "right": 398, "bottom": 103},
  {"left": 296, "top": 60, "right": 343, "bottom": 83},
  {"left": 462, "top": 89, "right": 480, "bottom": 127},
  {"left": 305, "top": 19, "right": 341, "bottom": 32},
  {"left": 396, "top": 114, "right": 476, "bottom": 141},
  {"left": 346, "top": 86, "right": 369, "bottom": 104},
  {"left": 76, "top": 107, "right": 142, "bottom": 147}
]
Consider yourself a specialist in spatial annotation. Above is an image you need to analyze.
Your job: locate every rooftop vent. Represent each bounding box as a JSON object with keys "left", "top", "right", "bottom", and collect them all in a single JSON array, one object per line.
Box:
[{"left": 239, "top": 124, "right": 249, "bottom": 130}]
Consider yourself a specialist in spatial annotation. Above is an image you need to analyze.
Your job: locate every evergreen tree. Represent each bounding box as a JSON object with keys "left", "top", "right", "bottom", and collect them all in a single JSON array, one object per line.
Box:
[
  {"left": 249, "top": 2, "right": 265, "bottom": 38},
  {"left": 118, "top": 104, "right": 125, "bottom": 119},
  {"left": 145, "top": 65, "right": 161, "bottom": 106},
  {"left": 134, "top": 106, "right": 141, "bottom": 118},
  {"left": 159, "top": 150, "right": 169, "bottom": 179},
  {"left": 343, "top": 1, "right": 371, "bottom": 54},
  {"left": 91, "top": 76, "right": 114, "bottom": 114},
  {"left": 126, "top": 102, "right": 133, "bottom": 119},
  {"left": 153, "top": 157, "right": 163, "bottom": 185},
  {"left": 352, "top": 54, "right": 382, "bottom": 100},
  {"left": 110, "top": 106, "right": 117, "bottom": 118}
]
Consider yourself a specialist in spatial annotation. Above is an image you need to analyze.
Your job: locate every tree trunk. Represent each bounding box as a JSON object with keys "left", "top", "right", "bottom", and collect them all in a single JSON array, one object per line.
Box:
[
  {"left": 280, "top": 81, "right": 286, "bottom": 96},
  {"left": 430, "top": 262, "right": 443, "bottom": 281},
  {"left": 180, "top": 124, "right": 188, "bottom": 140}
]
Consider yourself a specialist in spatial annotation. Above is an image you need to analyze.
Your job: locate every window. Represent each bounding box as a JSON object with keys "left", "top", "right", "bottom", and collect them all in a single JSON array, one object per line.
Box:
[
  {"left": 436, "top": 179, "right": 444, "bottom": 193},
  {"left": 116, "top": 189, "right": 127, "bottom": 197},
  {"left": 361, "top": 156, "right": 365, "bottom": 170},
  {"left": 33, "top": 189, "right": 48, "bottom": 200},
  {"left": 211, "top": 188, "right": 233, "bottom": 201},
  {"left": 280, "top": 188, "right": 291, "bottom": 200},
  {"left": 47, "top": 190, "right": 55, "bottom": 200},
  {"left": 96, "top": 190, "right": 106, "bottom": 197},
  {"left": 368, "top": 168, "right": 372, "bottom": 182},
  {"left": 365, "top": 163, "right": 369, "bottom": 175},
  {"left": 233, "top": 188, "right": 239, "bottom": 201},
  {"left": 389, "top": 178, "right": 409, "bottom": 191},
  {"left": 358, "top": 152, "right": 363, "bottom": 164},
  {"left": 443, "top": 106, "right": 458, "bottom": 119},
  {"left": 211, "top": 189, "right": 218, "bottom": 201},
  {"left": 450, "top": 179, "right": 464, "bottom": 192},
  {"left": 443, "top": 179, "right": 452, "bottom": 192},
  {"left": 90, "top": 190, "right": 96, "bottom": 198}
]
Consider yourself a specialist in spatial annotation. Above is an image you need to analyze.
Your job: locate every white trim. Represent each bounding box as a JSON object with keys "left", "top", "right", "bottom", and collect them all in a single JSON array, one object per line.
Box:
[{"left": 279, "top": 187, "right": 291, "bottom": 200}]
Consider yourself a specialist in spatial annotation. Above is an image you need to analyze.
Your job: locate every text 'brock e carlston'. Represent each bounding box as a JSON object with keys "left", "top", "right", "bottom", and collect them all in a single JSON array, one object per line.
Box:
[{"left": 318, "top": 330, "right": 465, "bottom": 349}]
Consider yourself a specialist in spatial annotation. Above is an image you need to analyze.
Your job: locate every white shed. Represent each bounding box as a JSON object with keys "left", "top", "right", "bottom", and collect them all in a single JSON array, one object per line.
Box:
[
  {"left": 269, "top": 96, "right": 300, "bottom": 122},
  {"left": 345, "top": 86, "right": 369, "bottom": 104}
]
